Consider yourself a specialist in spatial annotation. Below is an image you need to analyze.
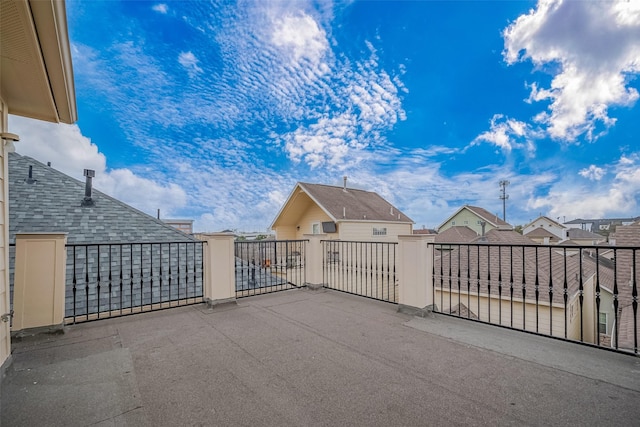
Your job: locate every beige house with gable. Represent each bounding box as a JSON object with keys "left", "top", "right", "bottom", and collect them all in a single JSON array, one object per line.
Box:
[
  {"left": 523, "top": 216, "right": 567, "bottom": 243},
  {"left": 0, "top": 0, "right": 77, "bottom": 371},
  {"left": 271, "top": 179, "right": 414, "bottom": 241}
]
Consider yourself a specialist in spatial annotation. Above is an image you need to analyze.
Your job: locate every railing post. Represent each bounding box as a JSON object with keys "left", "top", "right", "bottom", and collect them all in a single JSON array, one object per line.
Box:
[
  {"left": 12, "top": 233, "right": 68, "bottom": 333},
  {"left": 303, "top": 234, "right": 325, "bottom": 290},
  {"left": 201, "top": 233, "right": 236, "bottom": 306},
  {"left": 397, "top": 234, "right": 435, "bottom": 316}
]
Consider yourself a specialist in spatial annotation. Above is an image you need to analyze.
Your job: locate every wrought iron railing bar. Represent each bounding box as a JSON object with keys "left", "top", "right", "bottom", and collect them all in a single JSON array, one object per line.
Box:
[
  {"left": 448, "top": 243, "right": 452, "bottom": 314},
  {"left": 613, "top": 248, "right": 619, "bottom": 350},
  {"left": 595, "top": 247, "right": 601, "bottom": 346},
  {"left": 509, "top": 246, "right": 513, "bottom": 328},
  {"left": 579, "top": 247, "right": 584, "bottom": 342},
  {"left": 85, "top": 245, "right": 89, "bottom": 322},
  {"left": 633, "top": 249, "right": 638, "bottom": 354},
  {"left": 498, "top": 245, "right": 502, "bottom": 325},
  {"left": 548, "top": 246, "right": 553, "bottom": 336},
  {"left": 563, "top": 247, "right": 568, "bottom": 339},
  {"left": 535, "top": 246, "right": 539, "bottom": 333},
  {"left": 487, "top": 245, "right": 491, "bottom": 323},
  {"left": 72, "top": 246, "right": 77, "bottom": 322}
]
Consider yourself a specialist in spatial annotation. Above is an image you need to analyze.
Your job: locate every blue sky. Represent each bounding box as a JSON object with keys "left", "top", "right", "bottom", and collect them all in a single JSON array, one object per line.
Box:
[{"left": 10, "top": 0, "right": 640, "bottom": 232}]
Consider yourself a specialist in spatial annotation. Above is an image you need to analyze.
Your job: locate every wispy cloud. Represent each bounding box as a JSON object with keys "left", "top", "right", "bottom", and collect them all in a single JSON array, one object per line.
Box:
[
  {"left": 152, "top": 4, "right": 168, "bottom": 14},
  {"left": 579, "top": 165, "right": 605, "bottom": 181},
  {"left": 178, "top": 51, "right": 203, "bottom": 77},
  {"left": 503, "top": 0, "right": 640, "bottom": 142}
]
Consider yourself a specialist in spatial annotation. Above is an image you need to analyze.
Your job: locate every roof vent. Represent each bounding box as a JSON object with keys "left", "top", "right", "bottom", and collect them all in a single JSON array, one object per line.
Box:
[
  {"left": 81, "top": 169, "right": 96, "bottom": 207},
  {"left": 343, "top": 176, "right": 347, "bottom": 192},
  {"left": 25, "top": 165, "right": 36, "bottom": 185}
]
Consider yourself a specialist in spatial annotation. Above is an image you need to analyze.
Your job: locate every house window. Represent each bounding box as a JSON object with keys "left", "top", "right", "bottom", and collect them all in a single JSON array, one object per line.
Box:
[
  {"left": 451, "top": 221, "right": 456, "bottom": 226},
  {"left": 312, "top": 223, "right": 321, "bottom": 234},
  {"left": 464, "top": 220, "right": 468, "bottom": 225},
  {"left": 373, "top": 227, "right": 387, "bottom": 236},
  {"left": 598, "top": 312, "right": 608, "bottom": 335}
]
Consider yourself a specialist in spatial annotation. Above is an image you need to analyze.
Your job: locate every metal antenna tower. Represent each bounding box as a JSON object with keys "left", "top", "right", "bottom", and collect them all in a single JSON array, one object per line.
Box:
[{"left": 499, "top": 180, "right": 510, "bottom": 222}]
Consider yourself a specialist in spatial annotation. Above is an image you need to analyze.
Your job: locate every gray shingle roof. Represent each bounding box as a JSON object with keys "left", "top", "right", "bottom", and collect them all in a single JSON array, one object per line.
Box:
[
  {"left": 434, "top": 226, "right": 478, "bottom": 243},
  {"left": 9, "top": 153, "right": 196, "bottom": 244},
  {"left": 298, "top": 182, "right": 414, "bottom": 223},
  {"left": 566, "top": 228, "right": 604, "bottom": 240}
]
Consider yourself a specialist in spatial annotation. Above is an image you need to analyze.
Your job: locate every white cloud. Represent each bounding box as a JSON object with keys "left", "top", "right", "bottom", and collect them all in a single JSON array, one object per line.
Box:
[
  {"left": 152, "top": 4, "right": 168, "bottom": 14},
  {"left": 178, "top": 51, "right": 203, "bottom": 77},
  {"left": 578, "top": 165, "right": 605, "bottom": 181},
  {"left": 503, "top": 0, "right": 640, "bottom": 141},
  {"left": 8, "top": 115, "right": 105, "bottom": 181},
  {"left": 8, "top": 115, "right": 187, "bottom": 217},
  {"left": 472, "top": 114, "right": 538, "bottom": 152},
  {"left": 529, "top": 154, "right": 640, "bottom": 219},
  {"left": 271, "top": 12, "right": 328, "bottom": 65}
]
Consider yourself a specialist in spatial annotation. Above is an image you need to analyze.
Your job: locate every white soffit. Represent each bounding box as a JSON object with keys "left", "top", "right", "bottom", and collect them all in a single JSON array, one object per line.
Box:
[{"left": 1, "top": 0, "right": 77, "bottom": 124}]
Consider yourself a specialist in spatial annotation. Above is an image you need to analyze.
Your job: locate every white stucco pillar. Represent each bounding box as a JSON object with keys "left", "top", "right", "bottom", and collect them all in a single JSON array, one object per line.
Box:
[
  {"left": 12, "top": 233, "right": 68, "bottom": 332},
  {"left": 397, "top": 234, "right": 435, "bottom": 316},
  {"left": 303, "top": 234, "right": 326, "bottom": 290},
  {"left": 201, "top": 233, "right": 236, "bottom": 306}
]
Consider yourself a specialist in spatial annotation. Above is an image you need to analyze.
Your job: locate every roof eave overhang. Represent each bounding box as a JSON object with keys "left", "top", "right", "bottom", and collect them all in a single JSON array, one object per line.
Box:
[{"left": 1, "top": 0, "right": 77, "bottom": 124}]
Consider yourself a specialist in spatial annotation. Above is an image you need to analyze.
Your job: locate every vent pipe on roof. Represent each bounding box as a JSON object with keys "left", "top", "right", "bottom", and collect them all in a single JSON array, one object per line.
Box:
[
  {"left": 479, "top": 221, "right": 488, "bottom": 243},
  {"left": 25, "top": 165, "right": 36, "bottom": 185},
  {"left": 390, "top": 207, "right": 394, "bottom": 215},
  {"left": 47, "top": 162, "right": 51, "bottom": 167},
  {"left": 81, "top": 169, "right": 96, "bottom": 207},
  {"left": 343, "top": 176, "right": 347, "bottom": 192},
  {"left": 343, "top": 207, "right": 346, "bottom": 218}
]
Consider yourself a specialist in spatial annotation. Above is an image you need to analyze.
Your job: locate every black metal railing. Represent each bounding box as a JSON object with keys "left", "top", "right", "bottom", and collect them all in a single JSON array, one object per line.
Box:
[
  {"left": 431, "top": 242, "right": 638, "bottom": 354},
  {"left": 66, "top": 241, "right": 204, "bottom": 324},
  {"left": 234, "top": 240, "right": 307, "bottom": 298},
  {"left": 323, "top": 240, "right": 397, "bottom": 303}
]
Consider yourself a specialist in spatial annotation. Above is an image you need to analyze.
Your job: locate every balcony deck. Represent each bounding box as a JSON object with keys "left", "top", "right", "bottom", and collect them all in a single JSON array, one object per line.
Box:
[{"left": 2, "top": 289, "right": 639, "bottom": 426}]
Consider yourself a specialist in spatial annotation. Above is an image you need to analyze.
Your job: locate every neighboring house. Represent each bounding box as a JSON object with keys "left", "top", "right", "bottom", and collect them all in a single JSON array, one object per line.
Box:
[
  {"left": 564, "top": 228, "right": 607, "bottom": 246},
  {"left": 271, "top": 180, "right": 414, "bottom": 241},
  {"left": 1, "top": 0, "right": 78, "bottom": 369},
  {"left": 606, "top": 221, "right": 640, "bottom": 352},
  {"left": 163, "top": 218, "right": 194, "bottom": 234},
  {"left": 564, "top": 217, "right": 640, "bottom": 239},
  {"left": 434, "top": 239, "right": 616, "bottom": 346},
  {"left": 523, "top": 216, "right": 567, "bottom": 242},
  {"left": 525, "top": 227, "right": 561, "bottom": 245},
  {"left": 9, "top": 153, "right": 200, "bottom": 319},
  {"left": 413, "top": 227, "right": 437, "bottom": 235},
  {"left": 434, "top": 226, "right": 479, "bottom": 244},
  {"left": 9, "top": 153, "right": 196, "bottom": 244},
  {"left": 437, "top": 205, "right": 512, "bottom": 235}
]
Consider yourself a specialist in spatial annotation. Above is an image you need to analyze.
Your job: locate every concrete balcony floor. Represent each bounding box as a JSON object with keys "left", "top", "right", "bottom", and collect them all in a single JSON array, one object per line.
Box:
[{"left": 2, "top": 289, "right": 639, "bottom": 426}]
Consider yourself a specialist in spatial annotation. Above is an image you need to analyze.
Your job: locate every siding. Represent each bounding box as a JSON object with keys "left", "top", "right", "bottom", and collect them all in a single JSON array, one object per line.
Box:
[
  {"left": 299, "top": 203, "right": 332, "bottom": 234},
  {"left": 338, "top": 222, "right": 411, "bottom": 242},
  {"left": 0, "top": 99, "right": 8, "bottom": 366},
  {"left": 440, "top": 210, "right": 498, "bottom": 235}
]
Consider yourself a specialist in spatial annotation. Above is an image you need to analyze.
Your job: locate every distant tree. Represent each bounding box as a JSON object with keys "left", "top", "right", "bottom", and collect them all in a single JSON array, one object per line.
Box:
[
  {"left": 514, "top": 225, "right": 523, "bottom": 234},
  {"left": 236, "top": 235, "right": 246, "bottom": 241},
  {"left": 255, "top": 234, "right": 267, "bottom": 241}
]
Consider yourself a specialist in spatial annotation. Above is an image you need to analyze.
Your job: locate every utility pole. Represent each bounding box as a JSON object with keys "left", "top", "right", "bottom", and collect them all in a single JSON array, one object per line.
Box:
[{"left": 499, "top": 180, "right": 510, "bottom": 222}]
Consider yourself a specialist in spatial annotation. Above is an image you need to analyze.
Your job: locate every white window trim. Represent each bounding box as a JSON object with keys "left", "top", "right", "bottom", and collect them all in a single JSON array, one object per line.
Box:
[{"left": 372, "top": 227, "right": 387, "bottom": 236}]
